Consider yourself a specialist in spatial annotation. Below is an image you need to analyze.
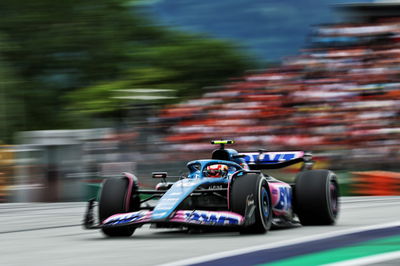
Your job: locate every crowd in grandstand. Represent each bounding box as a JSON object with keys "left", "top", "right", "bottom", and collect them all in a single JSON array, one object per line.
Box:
[{"left": 154, "top": 17, "right": 400, "bottom": 170}]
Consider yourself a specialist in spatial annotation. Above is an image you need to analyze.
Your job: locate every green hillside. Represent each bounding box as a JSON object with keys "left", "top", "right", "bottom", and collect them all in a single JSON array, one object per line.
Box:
[{"left": 141, "top": 0, "right": 365, "bottom": 61}]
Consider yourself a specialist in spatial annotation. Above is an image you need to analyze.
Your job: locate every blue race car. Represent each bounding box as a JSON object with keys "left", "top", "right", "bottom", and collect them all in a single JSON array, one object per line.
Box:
[{"left": 83, "top": 140, "right": 339, "bottom": 237}]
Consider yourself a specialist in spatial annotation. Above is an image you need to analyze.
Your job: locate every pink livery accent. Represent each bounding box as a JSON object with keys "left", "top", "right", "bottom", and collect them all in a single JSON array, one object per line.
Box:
[
  {"left": 122, "top": 172, "right": 137, "bottom": 212},
  {"left": 102, "top": 210, "right": 243, "bottom": 226},
  {"left": 102, "top": 210, "right": 152, "bottom": 225},
  {"left": 170, "top": 210, "right": 244, "bottom": 225},
  {"left": 268, "top": 181, "right": 293, "bottom": 217}
]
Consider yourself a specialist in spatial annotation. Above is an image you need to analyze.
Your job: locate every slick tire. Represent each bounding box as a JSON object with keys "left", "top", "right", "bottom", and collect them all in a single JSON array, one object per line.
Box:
[
  {"left": 98, "top": 177, "right": 139, "bottom": 237},
  {"left": 294, "top": 170, "right": 339, "bottom": 225},
  {"left": 230, "top": 173, "right": 272, "bottom": 234}
]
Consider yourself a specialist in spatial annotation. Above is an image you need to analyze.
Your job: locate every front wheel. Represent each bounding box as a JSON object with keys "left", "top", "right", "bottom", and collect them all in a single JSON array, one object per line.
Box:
[
  {"left": 294, "top": 170, "right": 339, "bottom": 225},
  {"left": 98, "top": 176, "right": 139, "bottom": 237},
  {"left": 230, "top": 173, "right": 272, "bottom": 234}
]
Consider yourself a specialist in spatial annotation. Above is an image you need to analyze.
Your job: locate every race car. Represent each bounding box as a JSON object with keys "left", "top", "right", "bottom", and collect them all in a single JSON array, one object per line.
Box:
[{"left": 83, "top": 140, "right": 339, "bottom": 237}]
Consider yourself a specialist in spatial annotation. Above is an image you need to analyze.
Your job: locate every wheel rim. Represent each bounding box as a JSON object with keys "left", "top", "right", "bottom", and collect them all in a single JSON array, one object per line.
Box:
[
  {"left": 261, "top": 187, "right": 270, "bottom": 218},
  {"left": 329, "top": 181, "right": 338, "bottom": 216}
]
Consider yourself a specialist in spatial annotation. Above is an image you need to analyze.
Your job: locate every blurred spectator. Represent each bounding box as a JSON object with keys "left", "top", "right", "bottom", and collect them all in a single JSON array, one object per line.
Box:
[{"left": 154, "top": 13, "right": 400, "bottom": 170}]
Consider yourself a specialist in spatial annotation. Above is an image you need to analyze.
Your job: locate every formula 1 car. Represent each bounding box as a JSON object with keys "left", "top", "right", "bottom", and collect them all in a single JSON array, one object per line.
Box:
[{"left": 83, "top": 140, "right": 339, "bottom": 237}]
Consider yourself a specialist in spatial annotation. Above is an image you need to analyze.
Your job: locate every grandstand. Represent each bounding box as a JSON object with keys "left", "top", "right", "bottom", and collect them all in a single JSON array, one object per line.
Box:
[{"left": 155, "top": 1, "right": 400, "bottom": 170}]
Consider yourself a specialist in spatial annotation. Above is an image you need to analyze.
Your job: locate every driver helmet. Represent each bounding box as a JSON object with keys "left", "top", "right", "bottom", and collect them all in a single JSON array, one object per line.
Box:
[{"left": 205, "top": 164, "right": 229, "bottom": 178}]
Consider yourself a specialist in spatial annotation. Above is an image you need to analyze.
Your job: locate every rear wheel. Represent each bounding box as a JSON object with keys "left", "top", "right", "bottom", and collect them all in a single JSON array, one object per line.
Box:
[
  {"left": 294, "top": 170, "right": 339, "bottom": 225},
  {"left": 98, "top": 177, "right": 139, "bottom": 237},
  {"left": 230, "top": 173, "right": 272, "bottom": 234}
]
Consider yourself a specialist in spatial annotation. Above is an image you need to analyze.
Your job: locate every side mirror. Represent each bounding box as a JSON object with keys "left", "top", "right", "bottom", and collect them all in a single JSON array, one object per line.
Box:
[{"left": 152, "top": 172, "right": 167, "bottom": 179}]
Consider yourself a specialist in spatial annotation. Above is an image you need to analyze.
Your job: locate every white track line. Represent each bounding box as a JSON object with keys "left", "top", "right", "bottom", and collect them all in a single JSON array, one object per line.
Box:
[
  {"left": 342, "top": 201, "right": 400, "bottom": 209},
  {"left": 323, "top": 251, "right": 400, "bottom": 266},
  {"left": 340, "top": 196, "right": 400, "bottom": 203},
  {"left": 161, "top": 221, "right": 400, "bottom": 266}
]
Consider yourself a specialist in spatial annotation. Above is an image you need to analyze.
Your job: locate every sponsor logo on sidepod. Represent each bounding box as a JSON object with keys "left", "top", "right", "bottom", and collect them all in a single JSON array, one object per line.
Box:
[{"left": 277, "top": 186, "right": 292, "bottom": 211}]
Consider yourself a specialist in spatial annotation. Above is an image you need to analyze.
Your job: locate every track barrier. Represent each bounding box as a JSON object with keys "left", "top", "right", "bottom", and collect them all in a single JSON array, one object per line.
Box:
[{"left": 351, "top": 171, "right": 400, "bottom": 196}]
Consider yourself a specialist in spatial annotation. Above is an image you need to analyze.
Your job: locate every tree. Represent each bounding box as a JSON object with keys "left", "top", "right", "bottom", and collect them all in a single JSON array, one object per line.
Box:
[
  {"left": 0, "top": 0, "right": 254, "bottom": 140},
  {"left": 0, "top": 35, "right": 25, "bottom": 143}
]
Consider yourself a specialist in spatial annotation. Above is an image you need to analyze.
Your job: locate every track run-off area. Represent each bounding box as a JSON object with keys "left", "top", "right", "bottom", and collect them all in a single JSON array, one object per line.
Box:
[{"left": 0, "top": 196, "right": 399, "bottom": 266}]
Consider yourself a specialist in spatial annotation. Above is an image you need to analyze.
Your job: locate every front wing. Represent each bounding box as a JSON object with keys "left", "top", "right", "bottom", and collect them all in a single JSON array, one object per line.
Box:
[
  {"left": 103, "top": 210, "right": 244, "bottom": 228},
  {"left": 85, "top": 206, "right": 244, "bottom": 229}
]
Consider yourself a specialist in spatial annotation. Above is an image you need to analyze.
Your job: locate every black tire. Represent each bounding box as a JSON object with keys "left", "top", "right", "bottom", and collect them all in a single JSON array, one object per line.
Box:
[
  {"left": 98, "top": 177, "right": 139, "bottom": 237},
  {"left": 294, "top": 170, "right": 339, "bottom": 225},
  {"left": 230, "top": 173, "right": 272, "bottom": 234}
]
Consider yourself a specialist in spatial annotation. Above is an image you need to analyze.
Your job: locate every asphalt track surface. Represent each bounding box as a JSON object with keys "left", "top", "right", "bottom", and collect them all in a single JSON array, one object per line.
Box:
[{"left": 0, "top": 196, "right": 399, "bottom": 266}]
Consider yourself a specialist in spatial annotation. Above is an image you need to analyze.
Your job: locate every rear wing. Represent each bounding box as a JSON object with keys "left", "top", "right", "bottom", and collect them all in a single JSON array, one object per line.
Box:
[{"left": 238, "top": 151, "right": 313, "bottom": 170}]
